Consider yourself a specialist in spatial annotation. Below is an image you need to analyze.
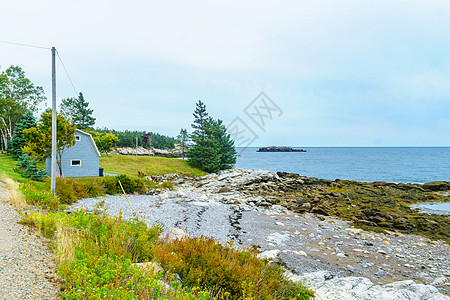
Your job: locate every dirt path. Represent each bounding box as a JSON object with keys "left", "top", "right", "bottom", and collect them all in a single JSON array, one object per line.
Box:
[{"left": 0, "top": 182, "right": 59, "bottom": 299}]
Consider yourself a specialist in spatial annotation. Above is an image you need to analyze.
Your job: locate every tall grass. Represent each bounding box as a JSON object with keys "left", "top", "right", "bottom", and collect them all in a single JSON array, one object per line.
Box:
[{"left": 1, "top": 176, "right": 28, "bottom": 209}]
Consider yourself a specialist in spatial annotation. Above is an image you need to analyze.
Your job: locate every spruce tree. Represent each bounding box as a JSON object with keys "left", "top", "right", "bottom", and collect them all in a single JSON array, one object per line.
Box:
[
  {"left": 212, "top": 119, "right": 237, "bottom": 170},
  {"left": 7, "top": 111, "right": 37, "bottom": 158},
  {"left": 60, "top": 92, "right": 95, "bottom": 130},
  {"left": 187, "top": 100, "right": 236, "bottom": 173}
]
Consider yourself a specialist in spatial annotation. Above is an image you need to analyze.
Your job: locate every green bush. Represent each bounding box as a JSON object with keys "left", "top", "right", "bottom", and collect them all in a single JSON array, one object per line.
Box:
[
  {"left": 20, "top": 183, "right": 59, "bottom": 210},
  {"left": 102, "top": 174, "right": 147, "bottom": 195},
  {"left": 153, "top": 236, "right": 314, "bottom": 300},
  {"left": 102, "top": 175, "right": 119, "bottom": 194},
  {"left": 23, "top": 210, "right": 213, "bottom": 299},
  {"left": 160, "top": 180, "right": 173, "bottom": 189},
  {"left": 15, "top": 154, "right": 47, "bottom": 181}
]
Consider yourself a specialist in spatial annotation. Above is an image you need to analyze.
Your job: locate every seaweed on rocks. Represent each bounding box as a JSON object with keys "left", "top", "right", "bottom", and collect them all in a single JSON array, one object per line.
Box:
[{"left": 249, "top": 173, "right": 450, "bottom": 243}]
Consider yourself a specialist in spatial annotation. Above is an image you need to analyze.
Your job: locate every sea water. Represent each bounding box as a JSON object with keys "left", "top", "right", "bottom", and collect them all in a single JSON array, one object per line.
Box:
[{"left": 235, "top": 147, "right": 450, "bottom": 184}]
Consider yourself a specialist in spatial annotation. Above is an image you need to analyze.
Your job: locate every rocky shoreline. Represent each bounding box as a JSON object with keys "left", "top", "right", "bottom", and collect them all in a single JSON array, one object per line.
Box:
[
  {"left": 109, "top": 146, "right": 181, "bottom": 157},
  {"left": 75, "top": 168, "right": 449, "bottom": 299},
  {"left": 149, "top": 168, "right": 450, "bottom": 299}
]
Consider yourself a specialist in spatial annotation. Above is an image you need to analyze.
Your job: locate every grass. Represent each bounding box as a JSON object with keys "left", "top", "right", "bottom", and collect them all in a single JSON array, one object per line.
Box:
[
  {"left": 0, "top": 153, "right": 26, "bottom": 182},
  {"left": 100, "top": 154, "right": 206, "bottom": 177}
]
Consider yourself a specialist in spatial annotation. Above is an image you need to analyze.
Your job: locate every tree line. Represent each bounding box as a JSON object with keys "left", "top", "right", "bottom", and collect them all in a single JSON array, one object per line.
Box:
[
  {"left": 94, "top": 129, "right": 177, "bottom": 150},
  {"left": 1, "top": 65, "right": 237, "bottom": 176}
]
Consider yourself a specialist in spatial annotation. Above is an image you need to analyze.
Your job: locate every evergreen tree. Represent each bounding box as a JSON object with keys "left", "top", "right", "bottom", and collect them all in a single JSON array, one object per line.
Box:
[
  {"left": 60, "top": 92, "right": 95, "bottom": 130},
  {"left": 187, "top": 100, "right": 236, "bottom": 173},
  {"left": 15, "top": 154, "right": 47, "bottom": 181},
  {"left": 7, "top": 111, "right": 37, "bottom": 158},
  {"left": 212, "top": 119, "right": 237, "bottom": 170},
  {"left": 177, "top": 128, "right": 189, "bottom": 159}
]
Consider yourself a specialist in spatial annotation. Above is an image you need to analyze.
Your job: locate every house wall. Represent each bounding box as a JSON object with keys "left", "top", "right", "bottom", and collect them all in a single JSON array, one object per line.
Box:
[{"left": 46, "top": 131, "right": 100, "bottom": 177}]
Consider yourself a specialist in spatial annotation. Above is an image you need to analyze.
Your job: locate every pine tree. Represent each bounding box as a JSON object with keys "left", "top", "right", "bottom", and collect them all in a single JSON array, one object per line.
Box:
[
  {"left": 187, "top": 100, "right": 236, "bottom": 173},
  {"left": 212, "top": 119, "right": 237, "bottom": 170},
  {"left": 177, "top": 128, "right": 189, "bottom": 159},
  {"left": 60, "top": 92, "right": 95, "bottom": 130},
  {"left": 7, "top": 111, "right": 37, "bottom": 158}
]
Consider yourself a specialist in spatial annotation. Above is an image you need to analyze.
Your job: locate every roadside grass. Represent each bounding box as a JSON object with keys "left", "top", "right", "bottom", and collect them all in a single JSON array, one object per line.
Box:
[
  {"left": 0, "top": 153, "right": 26, "bottom": 182},
  {"left": 100, "top": 154, "right": 207, "bottom": 177}
]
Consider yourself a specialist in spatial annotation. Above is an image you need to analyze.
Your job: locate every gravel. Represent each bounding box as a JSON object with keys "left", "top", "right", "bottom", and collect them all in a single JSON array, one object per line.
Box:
[
  {"left": 75, "top": 191, "right": 450, "bottom": 297},
  {"left": 0, "top": 182, "right": 59, "bottom": 300}
]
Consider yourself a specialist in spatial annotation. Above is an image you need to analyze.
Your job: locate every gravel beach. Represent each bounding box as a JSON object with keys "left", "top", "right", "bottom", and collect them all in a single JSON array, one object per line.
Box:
[
  {"left": 75, "top": 168, "right": 450, "bottom": 299},
  {"left": 0, "top": 182, "right": 59, "bottom": 300}
]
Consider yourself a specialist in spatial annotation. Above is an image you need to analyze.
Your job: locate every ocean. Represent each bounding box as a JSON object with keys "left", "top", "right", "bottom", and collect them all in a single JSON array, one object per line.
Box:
[{"left": 235, "top": 147, "right": 450, "bottom": 184}]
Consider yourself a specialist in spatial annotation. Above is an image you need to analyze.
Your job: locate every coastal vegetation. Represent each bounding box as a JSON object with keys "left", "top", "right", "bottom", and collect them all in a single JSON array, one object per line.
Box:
[{"left": 187, "top": 100, "right": 236, "bottom": 173}]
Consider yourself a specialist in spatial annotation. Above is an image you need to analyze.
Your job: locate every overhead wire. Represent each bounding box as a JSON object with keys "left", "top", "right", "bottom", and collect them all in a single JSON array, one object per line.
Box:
[
  {"left": 56, "top": 51, "right": 79, "bottom": 97},
  {"left": 0, "top": 40, "right": 51, "bottom": 50}
]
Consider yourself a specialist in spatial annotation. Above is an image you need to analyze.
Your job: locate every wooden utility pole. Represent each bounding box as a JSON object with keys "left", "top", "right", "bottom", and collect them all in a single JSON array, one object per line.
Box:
[{"left": 50, "top": 47, "right": 57, "bottom": 194}]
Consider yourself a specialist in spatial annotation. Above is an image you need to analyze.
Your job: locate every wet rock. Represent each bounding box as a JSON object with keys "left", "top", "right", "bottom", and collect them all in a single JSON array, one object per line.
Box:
[
  {"left": 423, "top": 181, "right": 450, "bottom": 192},
  {"left": 310, "top": 206, "right": 330, "bottom": 216},
  {"left": 217, "top": 186, "right": 231, "bottom": 193}
]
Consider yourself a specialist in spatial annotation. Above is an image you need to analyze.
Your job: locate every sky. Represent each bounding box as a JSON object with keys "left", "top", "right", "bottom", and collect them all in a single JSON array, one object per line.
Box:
[{"left": 1, "top": 0, "right": 449, "bottom": 147}]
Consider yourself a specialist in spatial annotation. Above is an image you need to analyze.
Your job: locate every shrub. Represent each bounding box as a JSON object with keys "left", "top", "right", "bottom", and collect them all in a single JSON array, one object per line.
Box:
[
  {"left": 20, "top": 183, "right": 59, "bottom": 210},
  {"left": 21, "top": 210, "right": 206, "bottom": 299},
  {"left": 102, "top": 175, "right": 120, "bottom": 194},
  {"left": 153, "top": 236, "right": 314, "bottom": 299},
  {"left": 102, "top": 174, "right": 147, "bottom": 195},
  {"left": 160, "top": 180, "right": 173, "bottom": 189},
  {"left": 15, "top": 154, "right": 47, "bottom": 181},
  {"left": 54, "top": 178, "right": 78, "bottom": 204}
]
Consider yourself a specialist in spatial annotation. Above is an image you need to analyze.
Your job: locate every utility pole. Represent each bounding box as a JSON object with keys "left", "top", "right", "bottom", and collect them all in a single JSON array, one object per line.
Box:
[{"left": 50, "top": 47, "right": 57, "bottom": 194}]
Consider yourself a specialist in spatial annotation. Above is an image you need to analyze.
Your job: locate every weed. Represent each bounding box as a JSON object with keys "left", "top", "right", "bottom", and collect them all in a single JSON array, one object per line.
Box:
[{"left": 153, "top": 236, "right": 314, "bottom": 299}]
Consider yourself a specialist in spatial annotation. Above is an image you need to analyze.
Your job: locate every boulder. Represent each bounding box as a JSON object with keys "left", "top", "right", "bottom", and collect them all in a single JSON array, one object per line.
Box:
[
  {"left": 423, "top": 181, "right": 450, "bottom": 191},
  {"left": 163, "top": 228, "right": 189, "bottom": 243},
  {"left": 289, "top": 272, "right": 450, "bottom": 300},
  {"left": 218, "top": 186, "right": 232, "bottom": 193}
]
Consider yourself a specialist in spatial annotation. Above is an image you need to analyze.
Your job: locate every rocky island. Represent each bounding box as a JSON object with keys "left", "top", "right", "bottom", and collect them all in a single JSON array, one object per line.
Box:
[{"left": 257, "top": 146, "right": 307, "bottom": 152}]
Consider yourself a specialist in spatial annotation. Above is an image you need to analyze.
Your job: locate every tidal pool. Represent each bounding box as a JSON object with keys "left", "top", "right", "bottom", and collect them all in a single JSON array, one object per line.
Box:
[{"left": 412, "top": 202, "right": 450, "bottom": 215}]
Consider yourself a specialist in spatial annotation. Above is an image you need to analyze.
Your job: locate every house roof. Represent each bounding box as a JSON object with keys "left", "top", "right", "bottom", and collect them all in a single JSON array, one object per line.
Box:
[{"left": 75, "top": 129, "right": 101, "bottom": 157}]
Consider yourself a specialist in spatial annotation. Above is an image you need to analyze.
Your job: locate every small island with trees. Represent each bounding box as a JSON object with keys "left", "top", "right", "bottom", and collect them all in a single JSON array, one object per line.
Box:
[{"left": 257, "top": 146, "right": 306, "bottom": 152}]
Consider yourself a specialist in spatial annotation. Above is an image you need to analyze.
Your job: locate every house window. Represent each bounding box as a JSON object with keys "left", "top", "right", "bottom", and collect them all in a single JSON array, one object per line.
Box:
[
  {"left": 75, "top": 135, "right": 81, "bottom": 141},
  {"left": 71, "top": 159, "right": 81, "bottom": 166}
]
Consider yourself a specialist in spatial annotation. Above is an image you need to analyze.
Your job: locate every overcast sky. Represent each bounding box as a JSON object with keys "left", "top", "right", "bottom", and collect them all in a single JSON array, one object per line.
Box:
[{"left": 1, "top": 0, "right": 449, "bottom": 146}]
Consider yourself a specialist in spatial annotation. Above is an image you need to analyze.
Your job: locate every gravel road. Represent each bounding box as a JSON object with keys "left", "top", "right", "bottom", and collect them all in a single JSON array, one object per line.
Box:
[{"left": 0, "top": 182, "right": 59, "bottom": 300}]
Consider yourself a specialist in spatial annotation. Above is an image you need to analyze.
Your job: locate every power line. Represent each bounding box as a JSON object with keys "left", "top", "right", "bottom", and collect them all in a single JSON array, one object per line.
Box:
[
  {"left": 0, "top": 40, "right": 51, "bottom": 50},
  {"left": 56, "top": 51, "right": 79, "bottom": 96},
  {"left": 0, "top": 40, "right": 79, "bottom": 97}
]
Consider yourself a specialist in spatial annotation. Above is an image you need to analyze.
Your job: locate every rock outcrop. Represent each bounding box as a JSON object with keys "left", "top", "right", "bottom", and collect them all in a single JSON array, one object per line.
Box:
[{"left": 289, "top": 271, "right": 449, "bottom": 300}]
